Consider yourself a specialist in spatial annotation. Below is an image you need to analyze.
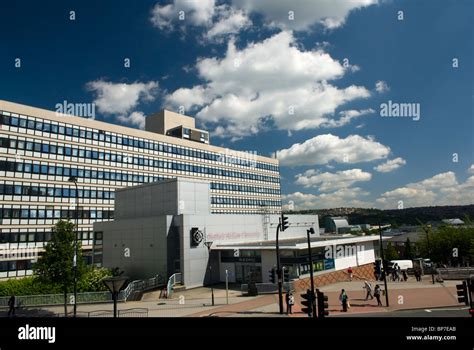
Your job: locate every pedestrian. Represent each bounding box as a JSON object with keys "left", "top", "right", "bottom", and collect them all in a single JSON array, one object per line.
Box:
[
  {"left": 339, "top": 289, "right": 348, "bottom": 312},
  {"left": 286, "top": 291, "right": 294, "bottom": 315},
  {"left": 374, "top": 285, "right": 383, "bottom": 306},
  {"left": 7, "top": 295, "right": 16, "bottom": 317},
  {"left": 347, "top": 266, "right": 353, "bottom": 281},
  {"left": 397, "top": 265, "right": 402, "bottom": 282},
  {"left": 402, "top": 270, "right": 408, "bottom": 282},
  {"left": 363, "top": 280, "right": 373, "bottom": 300},
  {"left": 414, "top": 267, "right": 421, "bottom": 282}
]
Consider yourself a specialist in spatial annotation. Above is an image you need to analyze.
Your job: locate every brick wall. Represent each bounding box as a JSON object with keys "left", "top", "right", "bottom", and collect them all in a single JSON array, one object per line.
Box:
[{"left": 293, "top": 263, "right": 375, "bottom": 292}]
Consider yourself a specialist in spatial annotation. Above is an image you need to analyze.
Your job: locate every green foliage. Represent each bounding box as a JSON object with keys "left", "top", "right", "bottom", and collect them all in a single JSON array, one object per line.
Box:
[
  {"left": 384, "top": 243, "right": 400, "bottom": 260},
  {"left": 417, "top": 224, "right": 474, "bottom": 265},
  {"left": 33, "top": 220, "right": 86, "bottom": 292},
  {"left": 0, "top": 267, "right": 113, "bottom": 296},
  {"left": 0, "top": 277, "right": 62, "bottom": 296},
  {"left": 77, "top": 267, "right": 112, "bottom": 292}
]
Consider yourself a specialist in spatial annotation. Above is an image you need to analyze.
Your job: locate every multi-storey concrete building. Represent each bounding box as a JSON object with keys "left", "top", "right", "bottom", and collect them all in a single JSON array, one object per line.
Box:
[{"left": 0, "top": 100, "right": 281, "bottom": 279}]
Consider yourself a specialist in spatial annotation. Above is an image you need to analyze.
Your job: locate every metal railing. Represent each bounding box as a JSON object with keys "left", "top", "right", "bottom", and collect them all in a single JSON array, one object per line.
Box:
[
  {"left": 119, "top": 274, "right": 164, "bottom": 301},
  {"left": 68, "top": 308, "right": 149, "bottom": 318},
  {"left": 436, "top": 267, "right": 474, "bottom": 280},
  {"left": 166, "top": 273, "right": 182, "bottom": 298},
  {"left": 241, "top": 282, "right": 294, "bottom": 294},
  {"left": 0, "top": 291, "right": 112, "bottom": 308}
]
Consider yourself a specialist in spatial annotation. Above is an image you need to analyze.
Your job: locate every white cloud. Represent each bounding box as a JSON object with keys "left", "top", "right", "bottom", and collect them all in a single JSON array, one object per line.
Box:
[
  {"left": 276, "top": 134, "right": 390, "bottom": 167},
  {"left": 374, "top": 157, "right": 406, "bottom": 173},
  {"left": 468, "top": 164, "right": 474, "bottom": 174},
  {"left": 295, "top": 168, "right": 372, "bottom": 191},
  {"left": 150, "top": 0, "right": 216, "bottom": 30},
  {"left": 87, "top": 80, "right": 158, "bottom": 115},
  {"left": 165, "top": 31, "right": 371, "bottom": 137},
  {"left": 232, "top": 0, "right": 378, "bottom": 31},
  {"left": 376, "top": 171, "right": 474, "bottom": 208},
  {"left": 322, "top": 108, "right": 374, "bottom": 128},
  {"left": 206, "top": 7, "right": 251, "bottom": 39},
  {"left": 375, "top": 80, "right": 389, "bottom": 93},
  {"left": 117, "top": 111, "right": 146, "bottom": 130},
  {"left": 283, "top": 187, "right": 372, "bottom": 210}
]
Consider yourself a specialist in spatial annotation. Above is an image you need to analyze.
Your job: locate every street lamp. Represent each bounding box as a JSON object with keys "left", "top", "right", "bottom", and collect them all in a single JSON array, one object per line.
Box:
[
  {"left": 102, "top": 276, "right": 128, "bottom": 318},
  {"left": 378, "top": 222, "right": 390, "bottom": 307},
  {"left": 306, "top": 227, "right": 317, "bottom": 318},
  {"left": 204, "top": 241, "right": 214, "bottom": 306},
  {"left": 68, "top": 176, "right": 79, "bottom": 317}
]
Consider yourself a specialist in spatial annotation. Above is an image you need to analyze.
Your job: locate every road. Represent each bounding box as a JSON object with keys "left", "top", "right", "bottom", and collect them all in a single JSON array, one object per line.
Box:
[{"left": 339, "top": 306, "right": 471, "bottom": 317}]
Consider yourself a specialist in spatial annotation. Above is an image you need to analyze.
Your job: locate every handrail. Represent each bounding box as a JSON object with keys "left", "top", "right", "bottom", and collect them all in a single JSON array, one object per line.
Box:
[
  {"left": 166, "top": 273, "right": 182, "bottom": 298},
  {"left": 120, "top": 274, "right": 165, "bottom": 301}
]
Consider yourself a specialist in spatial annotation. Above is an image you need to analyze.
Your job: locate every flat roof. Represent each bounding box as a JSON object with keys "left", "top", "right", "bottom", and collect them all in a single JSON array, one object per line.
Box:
[
  {"left": 214, "top": 234, "right": 383, "bottom": 250},
  {"left": 0, "top": 99, "right": 278, "bottom": 165}
]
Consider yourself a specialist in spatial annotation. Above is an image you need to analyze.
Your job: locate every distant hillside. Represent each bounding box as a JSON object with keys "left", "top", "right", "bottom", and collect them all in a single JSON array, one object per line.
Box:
[{"left": 286, "top": 205, "right": 474, "bottom": 227}]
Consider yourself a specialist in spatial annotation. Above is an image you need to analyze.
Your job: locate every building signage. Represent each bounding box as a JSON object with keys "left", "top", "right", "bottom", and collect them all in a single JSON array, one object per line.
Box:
[{"left": 221, "top": 256, "right": 261, "bottom": 263}]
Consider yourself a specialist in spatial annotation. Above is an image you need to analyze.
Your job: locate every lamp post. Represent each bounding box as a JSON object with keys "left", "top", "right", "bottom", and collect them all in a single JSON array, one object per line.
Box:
[
  {"left": 423, "top": 224, "right": 435, "bottom": 284},
  {"left": 306, "top": 227, "right": 317, "bottom": 318},
  {"left": 378, "top": 223, "right": 390, "bottom": 307},
  {"left": 204, "top": 241, "right": 214, "bottom": 306},
  {"left": 102, "top": 276, "right": 128, "bottom": 318},
  {"left": 68, "top": 176, "right": 79, "bottom": 317}
]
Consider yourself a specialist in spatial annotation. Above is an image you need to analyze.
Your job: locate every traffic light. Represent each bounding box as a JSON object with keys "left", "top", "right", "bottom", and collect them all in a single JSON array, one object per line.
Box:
[
  {"left": 456, "top": 281, "right": 469, "bottom": 305},
  {"left": 300, "top": 289, "right": 314, "bottom": 317},
  {"left": 283, "top": 268, "right": 290, "bottom": 283},
  {"left": 269, "top": 268, "right": 276, "bottom": 284},
  {"left": 281, "top": 213, "right": 289, "bottom": 231},
  {"left": 317, "top": 290, "right": 329, "bottom": 318}
]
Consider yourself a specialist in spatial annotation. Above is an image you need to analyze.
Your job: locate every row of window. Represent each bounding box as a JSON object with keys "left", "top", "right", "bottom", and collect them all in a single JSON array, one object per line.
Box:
[
  {"left": 211, "top": 197, "right": 281, "bottom": 207},
  {"left": 0, "top": 183, "right": 115, "bottom": 199},
  {"left": 210, "top": 182, "right": 280, "bottom": 195},
  {"left": 0, "top": 230, "right": 93, "bottom": 244},
  {"left": 0, "top": 149, "right": 279, "bottom": 183},
  {"left": 0, "top": 113, "right": 279, "bottom": 172},
  {"left": 0, "top": 260, "right": 33, "bottom": 272},
  {"left": 0, "top": 207, "right": 114, "bottom": 220},
  {"left": 1, "top": 138, "right": 279, "bottom": 183}
]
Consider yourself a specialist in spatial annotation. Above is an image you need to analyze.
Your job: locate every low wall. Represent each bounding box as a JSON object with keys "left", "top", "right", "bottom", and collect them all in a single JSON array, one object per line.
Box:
[{"left": 293, "top": 263, "right": 375, "bottom": 292}]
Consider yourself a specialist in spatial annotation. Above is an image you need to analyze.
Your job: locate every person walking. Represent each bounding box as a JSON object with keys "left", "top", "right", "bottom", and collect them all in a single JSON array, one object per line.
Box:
[
  {"left": 414, "top": 267, "right": 421, "bottom": 282},
  {"left": 339, "top": 289, "right": 348, "bottom": 312},
  {"left": 347, "top": 266, "right": 353, "bottom": 281},
  {"left": 7, "top": 295, "right": 16, "bottom": 317},
  {"left": 402, "top": 270, "right": 408, "bottom": 282},
  {"left": 286, "top": 291, "right": 294, "bottom": 315},
  {"left": 364, "top": 280, "right": 373, "bottom": 300},
  {"left": 374, "top": 285, "right": 383, "bottom": 306}
]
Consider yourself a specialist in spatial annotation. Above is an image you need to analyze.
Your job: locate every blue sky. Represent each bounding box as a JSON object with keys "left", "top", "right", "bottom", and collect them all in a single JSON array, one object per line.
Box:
[{"left": 1, "top": 0, "right": 472, "bottom": 209}]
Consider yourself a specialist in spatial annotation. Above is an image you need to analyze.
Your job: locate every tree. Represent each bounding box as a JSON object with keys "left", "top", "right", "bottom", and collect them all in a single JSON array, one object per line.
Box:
[
  {"left": 384, "top": 243, "right": 400, "bottom": 261},
  {"left": 33, "top": 220, "right": 85, "bottom": 316},
  {"left": 403, "top": 238, "right": 414, "bottom": 260}
]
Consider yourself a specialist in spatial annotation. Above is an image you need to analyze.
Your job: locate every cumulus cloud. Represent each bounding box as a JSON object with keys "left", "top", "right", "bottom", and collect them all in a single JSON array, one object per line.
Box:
[
  {"left": 150, "top": 0, "right": 216, "bottom": 30},
  {"left": 375, "top": 80, "right": 389, "bottom": 93},
  {"left": 276, "top": 134, "right": 390, "bottom": 167},
  {"left": 295, "top": 168, "right": 372, "bottom": 191},
  {"left": 374, "top": 157, "right": 406, "bottom": 173},
  {"left": 117, "top": 111, "right": 146, "bottom": 130},
  {"left": 322, "top": 108, "right": 374, "bottom": 128},
  {"left": 87, "top": 80, "right": 158, "bottom": 129},
  {"left": 468, "top": 164, "right": 474, "bottom": 174},
  {"left": 165, "top": 31, "right": 371, "bottom": 138},
  {"left": 283, "top": 187, "right": 372, "bottom": 210},
  {"left": 376, "top": 171, "right": 474, "bottom": 208},
  {"left": 232, "top": 0, "right": 378, "bottom": 31},
  {"left": 206, "top": 6, "right": 251, "bottom": 39},
  {"left": 87, "top": 80, "right": 159, "bottom": 115}
]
